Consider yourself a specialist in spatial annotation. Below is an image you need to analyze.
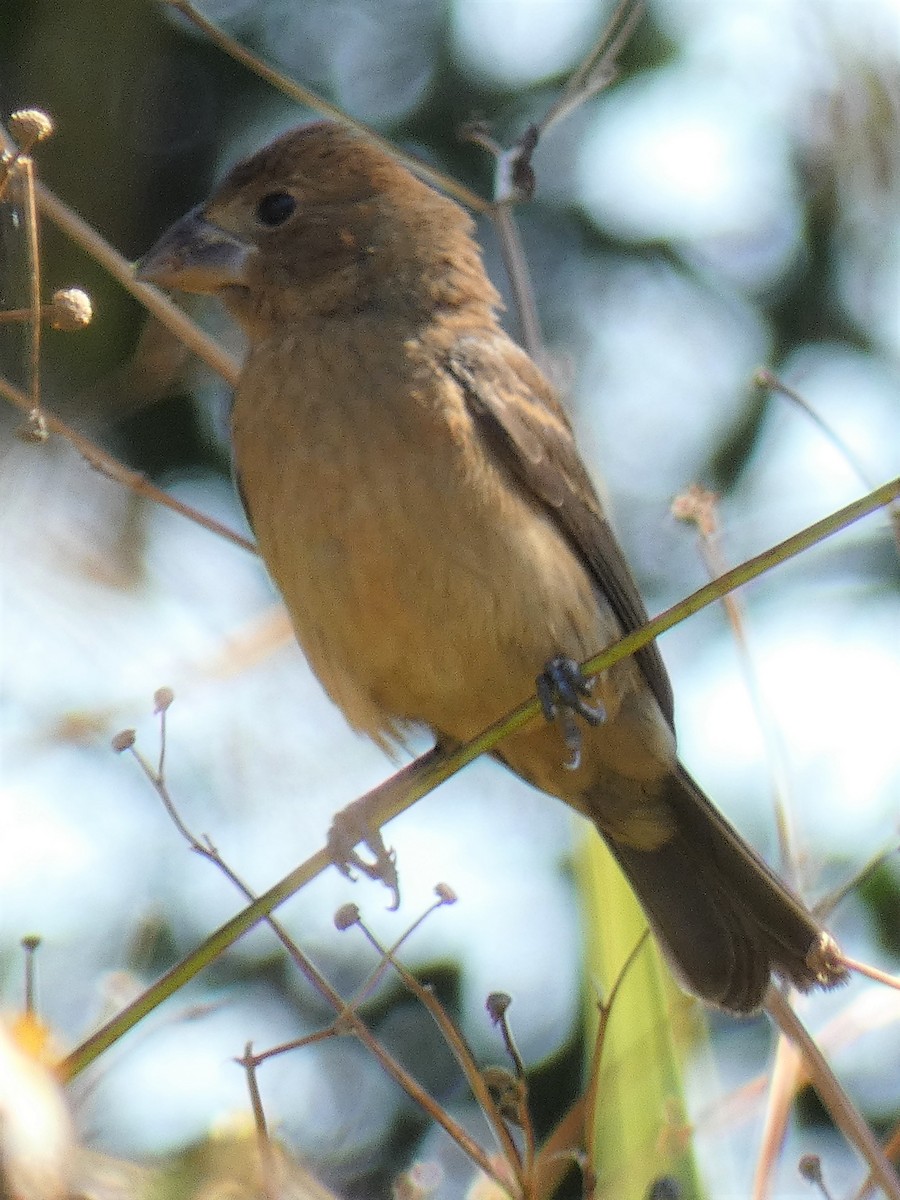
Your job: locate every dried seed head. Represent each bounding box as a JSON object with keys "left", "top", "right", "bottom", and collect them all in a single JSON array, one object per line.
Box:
[
  {"left": 670, "top": 483, "right": 719, "bottom": 537},
  {"left": 17, "top": 411, "right": 48, "bottom": 443},
  {"left": 153, "top": 686, "right": 175, "bottom": 714},
  {"left": 434, "top": 883, "right": 457, "bottom": 906},
  {"left": 798, "top": 1154, "right": 823, "bottom": 1184},
  {"left": 482, "top": 1065, "right": 526, "bottom": 1125},
  {"left": 9, "top": 109, "right": 54, "bottom": 147},
  {"left": 111, "top": 729, "right": 136, "bottom": 753},
  {"left": 49, "top": 288, "right": 92, "bottom": 331},
  {"left": 334, "top": 903, "right": 361, "bottom": 931},
  {"left": 486, "top": 992, "right": 511, "bottom": 1023}
]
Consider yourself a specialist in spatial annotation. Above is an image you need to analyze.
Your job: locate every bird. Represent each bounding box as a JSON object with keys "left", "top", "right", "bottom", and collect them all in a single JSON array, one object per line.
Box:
[{"left": 137, "top": 120, "right": 846, "bottom": 1013}]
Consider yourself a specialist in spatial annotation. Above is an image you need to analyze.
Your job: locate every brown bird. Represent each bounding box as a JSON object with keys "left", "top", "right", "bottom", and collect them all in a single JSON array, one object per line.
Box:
[{"left": 138, "top": 121, "right": 845, "bottom": 1013}]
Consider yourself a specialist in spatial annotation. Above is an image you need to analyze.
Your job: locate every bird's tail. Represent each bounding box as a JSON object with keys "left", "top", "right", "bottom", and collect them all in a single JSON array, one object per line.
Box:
[{"left": 602, "top": 764, "right": 847, "bottom": 1013}]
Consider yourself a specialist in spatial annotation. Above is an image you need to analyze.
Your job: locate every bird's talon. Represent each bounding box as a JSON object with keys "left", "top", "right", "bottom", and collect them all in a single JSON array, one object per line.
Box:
[
  {"left": 537, "top": 657, "right": 606, "bottom": 767},
  {"left": 327, "top": 804, "right": 401, "bottom": 909},
  {"left": 577, "top": 696, "right": 607, "bottom": 726},
  {"left": 536, "top": 671, "right": 559, "bottom": 724},
  {"left": 561, "top": 713, "right": 582, "bottom": 771}
]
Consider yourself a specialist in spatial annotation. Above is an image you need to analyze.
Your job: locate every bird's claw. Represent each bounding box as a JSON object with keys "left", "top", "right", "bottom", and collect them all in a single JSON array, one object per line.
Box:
[
  {"left": 537, "top": 657, "right": 606, "bottom": 724},
  {"left": 327, "top": 801, "right": 400, "bottom": 910},
  {"left": 536, "top": 657, "right": 606, "bottom": 771}
]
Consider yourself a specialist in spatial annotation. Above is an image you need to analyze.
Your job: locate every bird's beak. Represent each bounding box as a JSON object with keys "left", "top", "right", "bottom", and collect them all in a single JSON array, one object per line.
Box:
[{"left": 135, "top": 205, "right": 253, "bottom": 293}]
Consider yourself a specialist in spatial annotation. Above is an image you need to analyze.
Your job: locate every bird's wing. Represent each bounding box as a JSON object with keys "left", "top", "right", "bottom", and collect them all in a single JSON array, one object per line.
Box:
[{"left": 446, "top": 333, "right": 675, "bottom": 728}]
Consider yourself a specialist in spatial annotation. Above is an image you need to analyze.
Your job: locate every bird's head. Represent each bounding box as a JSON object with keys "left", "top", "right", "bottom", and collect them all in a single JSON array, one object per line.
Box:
[{"left": 137, "top": 122, "right": 497, "bottom": 335}]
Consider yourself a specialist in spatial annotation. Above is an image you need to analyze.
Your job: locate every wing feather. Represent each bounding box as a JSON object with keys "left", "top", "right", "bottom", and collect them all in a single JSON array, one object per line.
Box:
[{"left": 447, "top": 334, "right": 675, "bottom": 728}]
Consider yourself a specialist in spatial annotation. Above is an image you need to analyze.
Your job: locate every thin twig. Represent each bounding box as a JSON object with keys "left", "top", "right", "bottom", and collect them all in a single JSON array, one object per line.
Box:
[
  {"left": 0, "top": 375, "right": 255, "bottom": 553},
  {"left": 816, "top": 836, "right": 900, "bottom": 921},
  {"left": 488, "top": 996, "right": 536, "bottom": 1190},
  {"left": 764, "top": 986, "right": 900, "bottom": 1200},
  {"left": 538, "top": 0, "right": 645, "bottom": 137},
  {"left": 672, "top": 485, "right": 798, "bottom": 882},
  {"left": 532, "top": 1102, "right": 587, "bottom": 1200},
  {"left": 758, "top": 368, "right": 900, "bottom": 559},
  {"left": 346, "top": 889, "right": 450, "bottom": 1005},
  {"left": 837, "top": 956, "right": 900, "bottom": 992},
  {"left": 163, "top": 0, "right": 488, "bottom": 214},
  {"left": 751, "top": 1026, "right": 803, "bottom": 1200},
  {"left": 582, "top": 929, "right": 651, "bottom": 1155},
  {"left": 492, "top": 202, "right": 544, "bottom": 363},
  {"left": 695, "top": 987, "right": 900, "bottom": 1137},
  {"left": 248, "top": 1028, "right": 345, "bottom": 1069},
  {"left": 457, "top": 0, "right": 644, "bottom": 360},
  {"left": 21, "top": 156, "right": 42, "bottom": 422},
  {"left": 358, "top": 927, "right": 524, "bottom": 1189},
  {"left": 124, "top": 716, "right": 510, "bottom": 1191},
  {"left": 853, "top": 1120, "right": 900, "bottom": 1200},
  {"left": 757, "top": 368, "right": 882, "bottom": 495},
  {"left": 238, "top": 1042, "right": 281, "bottom": 1200}
]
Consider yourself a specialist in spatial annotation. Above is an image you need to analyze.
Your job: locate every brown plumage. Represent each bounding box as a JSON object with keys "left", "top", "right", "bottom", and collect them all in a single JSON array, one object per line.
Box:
[{"left": 138, "top": 121, "right": 846, "bottom": 1013}]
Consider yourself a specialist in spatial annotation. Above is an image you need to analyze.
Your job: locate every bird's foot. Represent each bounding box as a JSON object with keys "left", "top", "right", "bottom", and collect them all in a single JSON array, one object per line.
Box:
[
  {"left": 327, "top": 798, "right": 400, "bottom": 910},
  {"left": 536, "top": 656, "right": 606, "bottom": 771}
]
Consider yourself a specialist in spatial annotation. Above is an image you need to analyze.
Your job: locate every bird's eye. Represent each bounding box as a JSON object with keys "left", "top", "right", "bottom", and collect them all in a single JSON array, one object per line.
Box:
[{"left": 256, "top": 192, "right": 297, "bottom": 227}]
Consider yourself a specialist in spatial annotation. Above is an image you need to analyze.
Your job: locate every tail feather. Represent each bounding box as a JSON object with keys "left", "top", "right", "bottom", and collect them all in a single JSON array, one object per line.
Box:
[{"left": 602, "top": 765, "right": 847, "bottom": 1013}]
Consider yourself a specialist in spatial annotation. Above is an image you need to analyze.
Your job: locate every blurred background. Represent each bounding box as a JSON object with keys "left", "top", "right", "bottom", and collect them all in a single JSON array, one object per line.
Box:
[{"left": 1, "top": 0, "right": 898, "bottom": 1196}]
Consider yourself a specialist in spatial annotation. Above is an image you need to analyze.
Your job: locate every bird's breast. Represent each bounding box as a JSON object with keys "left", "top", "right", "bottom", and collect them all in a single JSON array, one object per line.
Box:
[{"left": 230, "top": 326, "right": 637, "bottom": 755}]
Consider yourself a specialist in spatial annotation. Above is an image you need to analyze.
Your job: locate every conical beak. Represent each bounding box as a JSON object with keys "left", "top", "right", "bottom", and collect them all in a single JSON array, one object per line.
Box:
[{"left": 136, "top": 205, "right": 253, "bottom": 294}]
